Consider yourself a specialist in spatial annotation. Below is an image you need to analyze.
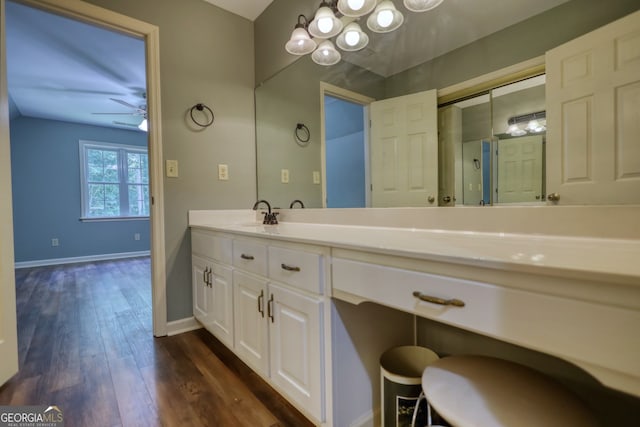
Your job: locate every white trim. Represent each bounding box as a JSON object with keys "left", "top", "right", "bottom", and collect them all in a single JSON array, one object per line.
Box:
[
  {"left": 166, "top": 317, "right": 203, "bottom": 336},
  {"left": 26, "top": 0, "right": 168, "bottom": 337},
  {"left": 14, "top": 251, "right": 150, "bottom": 269}
]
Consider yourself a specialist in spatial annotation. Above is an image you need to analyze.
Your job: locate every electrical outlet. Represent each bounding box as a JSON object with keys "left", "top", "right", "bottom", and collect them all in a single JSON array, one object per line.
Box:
[
  {"left": 281, "top": 169, "right": 290, "bottom": 183},
  {"left": 134, "top": 233, "right": 141, "bottom": 241},
  {"left": 166, "top": 160, "right": 179, "bottom": 177},
  {"left": 313, "top": 171, "right": 320, "bottom": 184},
  {"left": 218, "top": 164, "right": 229, "bottom": 180},
  {"left": 51, "top": 238, "right": 59, "bottom": 247}
]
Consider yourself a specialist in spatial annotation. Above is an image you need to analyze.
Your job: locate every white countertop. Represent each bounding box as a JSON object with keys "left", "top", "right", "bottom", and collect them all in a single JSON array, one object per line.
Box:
[{"left": 188, "top": 210, "right": 640, "bottom": 286}]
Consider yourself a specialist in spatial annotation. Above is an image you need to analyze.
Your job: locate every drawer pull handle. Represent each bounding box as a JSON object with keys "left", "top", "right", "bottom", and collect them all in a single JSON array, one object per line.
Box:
[
  {"left": 241, "top": 253, "right": 255, "bottom": 260},
  {"left": 267, "top": 294, "right": 274, "bottom": 323},
  {"left": 413, "top": 291, "right": 465, "bottom": 307},
  {"left": 281, "top": 263, "right": 301, "bottom": 272},
  {"left": 258, "top": 290, "right": 264, "bottom": 318}
]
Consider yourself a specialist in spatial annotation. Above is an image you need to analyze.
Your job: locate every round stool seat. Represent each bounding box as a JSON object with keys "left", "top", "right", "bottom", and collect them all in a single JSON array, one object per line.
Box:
[{"left": 422, "top": 355, "right": 597, "bottom": 427}]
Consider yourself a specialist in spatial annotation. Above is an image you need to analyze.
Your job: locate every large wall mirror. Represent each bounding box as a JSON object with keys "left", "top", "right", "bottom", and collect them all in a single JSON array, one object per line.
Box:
[{"left": 255, "top": 0, "right": 639, "bottom": 209}]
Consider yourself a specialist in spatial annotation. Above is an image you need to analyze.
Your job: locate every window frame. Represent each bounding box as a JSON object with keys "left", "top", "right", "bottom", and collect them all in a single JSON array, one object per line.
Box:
[{"left": 79, "top": 140, "right": 150, "bottom": 221}]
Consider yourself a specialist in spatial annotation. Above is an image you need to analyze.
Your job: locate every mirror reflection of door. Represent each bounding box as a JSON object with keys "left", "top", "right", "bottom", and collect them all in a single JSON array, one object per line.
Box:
[
  {"left": 324, "top": 95, "right": 367, "bottom": 208},
  {"left": 496, "top": 135, "right": 544, "bottom": 203}
]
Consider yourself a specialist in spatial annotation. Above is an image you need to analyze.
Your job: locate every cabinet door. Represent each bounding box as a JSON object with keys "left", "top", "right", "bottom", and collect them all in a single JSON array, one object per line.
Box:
[
  {"left": 192, "top": 255, "right": 210, "bottom": 325},
  {"left": 210, "top": 263, "right": 233, "bottom": 349},
  {"left": 269, "top": 282, "right": 324, "bottom": 422},
  {"left": 546, "top": 10, "right": 640, "bottom": 204},
  {"left": 233, "top": 270, "right": 269, "bottom": 375}
]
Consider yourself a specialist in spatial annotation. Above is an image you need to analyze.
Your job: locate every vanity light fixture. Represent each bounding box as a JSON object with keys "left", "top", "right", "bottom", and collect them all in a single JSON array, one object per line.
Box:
[
  {"left": 506, "top": 111, "right": 546, "bottom": 136},
  {"left": 403, "top": 0, "right": 444, "bottom": 12},
  {"left": 312, "top": 40, "right": 342, "bottom": 66},
  {"left": 308, "top": 0, "right": 344, "bottom": 38},
  {"left": 367, "top": 0, "right": 404, "bottom": 33},
  {"left": 285, "top": 15, "right": 318, "bottom": 55},
  {"left": 336, "top": 22, "right": 369, "bottom": 51},
  {"left": 337, "top": 0, "right": 377, "bottom": 17},
  {"left": 286, "top": 0, "right": 444, "bottom": 66}
]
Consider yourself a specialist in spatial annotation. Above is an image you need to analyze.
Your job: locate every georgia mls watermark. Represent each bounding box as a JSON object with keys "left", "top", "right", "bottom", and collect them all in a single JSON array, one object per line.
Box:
[{"left": 0, "top": 406, "right": 63, "bottom": 427}]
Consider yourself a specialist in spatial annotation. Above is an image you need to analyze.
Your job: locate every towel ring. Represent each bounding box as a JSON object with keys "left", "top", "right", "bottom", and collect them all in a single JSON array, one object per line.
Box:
[
  {"left": 294, "top": 123, "right": 310, "bottom": 146},
  {"left": 190, "top": 103, "right": 215, "bottom": 128}
]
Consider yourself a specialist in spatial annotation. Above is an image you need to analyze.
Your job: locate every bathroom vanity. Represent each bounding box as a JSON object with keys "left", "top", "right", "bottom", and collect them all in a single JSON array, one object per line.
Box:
[{"left": 189, "top": 206, "right": 640, "bottom": 426}]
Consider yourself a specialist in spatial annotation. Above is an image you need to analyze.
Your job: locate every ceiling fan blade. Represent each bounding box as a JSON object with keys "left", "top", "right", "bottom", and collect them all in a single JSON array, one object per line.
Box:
[
  {"left": 109, "top": 97, "right": 139, "bottom": 109},
  {"left": 92, "top": 112, "right": 136, "bottom": 115},
  {"left": 113, "top": 121, "right": 138, "bottom": 127}
]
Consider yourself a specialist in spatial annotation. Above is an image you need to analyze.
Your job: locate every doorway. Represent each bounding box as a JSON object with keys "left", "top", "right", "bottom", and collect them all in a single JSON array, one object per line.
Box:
[
  {"left": 0, "top": 0, "right": 166, "bottom": 355},
  {"left": 320, "top": 82, "right": 375, "bottom": 208}
]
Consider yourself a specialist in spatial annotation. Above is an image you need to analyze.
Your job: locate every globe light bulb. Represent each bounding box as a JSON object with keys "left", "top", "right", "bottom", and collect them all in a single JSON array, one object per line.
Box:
[
  {"left": 377, "top": 9, "right": 393, "bottom": 28},
  {"left": 345, "top": 30, "right": 360, "bottom": 46},
  {"left": 317, "top": 16, "right": 333, "bottom": 33},
  {"left": 347, "top": 0, "right": 365, "bottom": 10}
]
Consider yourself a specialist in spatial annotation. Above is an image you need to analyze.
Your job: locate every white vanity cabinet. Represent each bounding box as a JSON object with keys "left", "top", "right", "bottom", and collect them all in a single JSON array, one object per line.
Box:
[
  {"left": 191, "top": 230, "right": 234, "bottom": 348},
  {"left": 192, "top": 229, "right": 328, "bottom": 425},
  {"left": 233, "top": 238, "right": 326, "bottom": 423}
]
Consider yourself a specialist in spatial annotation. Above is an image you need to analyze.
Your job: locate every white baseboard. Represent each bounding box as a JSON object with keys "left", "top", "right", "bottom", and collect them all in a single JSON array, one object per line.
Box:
[
  {"left": 14, "top": 250, "right": 150, "bottom": 269},
  {"left": 166, "top": 316, "right": 202, "bottom": 336},
  {"left": 350, "top": 409, "right": 379, "bottom": 427}
]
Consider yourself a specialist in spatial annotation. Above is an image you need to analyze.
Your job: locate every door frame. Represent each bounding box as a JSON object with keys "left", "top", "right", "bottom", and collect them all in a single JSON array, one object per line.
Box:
[
  {"left": 8, "top": 0, "right": 167, "bottom": 336},
  {"left": 320, "top": 82, "right": 375, "bottom": 208}
]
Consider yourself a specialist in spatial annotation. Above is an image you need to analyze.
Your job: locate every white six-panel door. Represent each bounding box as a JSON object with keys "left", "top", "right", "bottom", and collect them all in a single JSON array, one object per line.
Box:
[
  {"left": 546, "top": 10, "right": 640, "bottom": 204},
  {"left": 370, "top": 89, "right": 438, "bottom": 207},
  {"left": 497, "top": 135, "right": 544, "bottom": 203},
  {"left": 0, "top": 0, "right": 19, "bottom": 388}
]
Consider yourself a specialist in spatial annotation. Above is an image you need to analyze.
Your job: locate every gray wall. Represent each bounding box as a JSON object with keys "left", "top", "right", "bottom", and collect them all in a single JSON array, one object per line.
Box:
[
  {"left": 385, "top": 0, "right": 640, "bottom": 97},
  {"left": 85, "top": 0, "right": 256, "bottom": 322}
]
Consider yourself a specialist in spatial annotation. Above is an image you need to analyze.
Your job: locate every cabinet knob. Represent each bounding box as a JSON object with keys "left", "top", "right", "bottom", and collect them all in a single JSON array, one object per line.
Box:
[
  {"left": 547, "top": 192, "right": 560, "bottom": 202},
  {"left": 427, "top": 195, "right": 435, "bottom": 204}
]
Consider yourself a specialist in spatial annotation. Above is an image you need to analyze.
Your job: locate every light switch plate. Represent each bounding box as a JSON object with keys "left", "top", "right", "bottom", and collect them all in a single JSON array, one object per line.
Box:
[
  {"left": 166, "top": 160, "right": 179, "bottom": 177},
  {"left": 313, "top": 171, "right": 320, "bottom": 184},
  {"left": 281, "top": 169, "right": 290, "bottom": 183},
  {"left": 218, "top": 164, "right": 229, "bottom": 180}
]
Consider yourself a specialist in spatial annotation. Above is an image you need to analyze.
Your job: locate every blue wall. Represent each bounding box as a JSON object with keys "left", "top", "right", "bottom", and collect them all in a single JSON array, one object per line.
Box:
[
  {"left": 10, "top": 116, "right": 150, "bottom": 263},
  {"left": 325, "top": 96, "right": 366, "bottom": 208}
]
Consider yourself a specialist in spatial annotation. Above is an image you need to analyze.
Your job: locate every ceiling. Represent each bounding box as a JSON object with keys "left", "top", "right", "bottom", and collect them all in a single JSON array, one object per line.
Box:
[{"left": 6, "top": 0, "right": 569, "bottom": 132}]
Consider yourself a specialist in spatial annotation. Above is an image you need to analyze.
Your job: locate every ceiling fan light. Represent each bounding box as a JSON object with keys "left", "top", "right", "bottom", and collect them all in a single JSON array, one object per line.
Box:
[
  {"left": 285, "top": 27, "right": 317, "bottom": 55},
  {"left": 311, "top": 40, "right": 341, "bottom": 66},
  {"left": 138, "top": 118, "right": 148, "bottom": 132},
  {"left": 367, "top": 1, "right": 403, "bottom": 33},
  {"left": 336, "top": 22, "right": 369, "bottom": 51},
  {"left": 337, "top": 0, "right": 376, "bottom": 17},
  {"left": 308, "top": 6, "right": 343, "bottom": 38},
  {"left": 403, "top": 0, "right": 445, "bottom": 12}
]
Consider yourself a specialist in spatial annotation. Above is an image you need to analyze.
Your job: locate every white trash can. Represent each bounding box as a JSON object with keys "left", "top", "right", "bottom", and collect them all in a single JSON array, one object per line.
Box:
[{"left": 380, "top": 346, "right": 440, "bottom": 427}]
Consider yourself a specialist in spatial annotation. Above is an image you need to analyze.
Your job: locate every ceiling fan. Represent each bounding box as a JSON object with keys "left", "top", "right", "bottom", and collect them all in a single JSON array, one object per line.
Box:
[{"left": 92, "top": 96, "right": 148, "bottom": 131}]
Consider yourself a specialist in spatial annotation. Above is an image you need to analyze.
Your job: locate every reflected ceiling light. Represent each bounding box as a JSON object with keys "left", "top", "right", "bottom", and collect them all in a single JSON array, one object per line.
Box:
[
  {"left": 287, "top": 0, "right": 440, "bottom": 66},
  {"left": 403, "top": 0, "right": 444, "bottom": 12},
  {"left": 308, "top": 1, "right": 343, "bottom": 38},
  {"left": 506, "top": 111, "right": 546, "bottom": 136},
  {"left": 367, "top": 1, "right": 404, "bottom": 33},
  {"left": 285, "top": 15, "right": 317, "bottom": 55},
  {"left": 138, "top": 118, "right": 148, "bottom": 132},
  {"left": 336, "top": 22, "right": 369, "bottom": 51},
  {"left": 312, "top": 40, "right": 341, "bottom": 66},
  {"left": 337, "top": 0, "right": 376, "bottom": 17}
]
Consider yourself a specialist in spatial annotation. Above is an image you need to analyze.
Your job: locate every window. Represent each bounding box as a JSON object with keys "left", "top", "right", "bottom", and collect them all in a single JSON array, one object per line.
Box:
[{"left": 79, "top": 140, "right": 149, "bottom": 219}]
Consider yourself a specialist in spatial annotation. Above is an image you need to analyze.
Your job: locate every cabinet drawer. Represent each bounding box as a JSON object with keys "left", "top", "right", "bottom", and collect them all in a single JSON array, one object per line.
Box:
[
  {"left": 192, "top": 230, "right": 231, "bottom": 264},
  {"left": 233, "top": 238, "right": 268, "bottom": 276},
  {"left": 268, "top": 246, "right": 323, "bottom": 294},
  {"left": 332, "top": 258, "right": 640, "bottom": 380}
]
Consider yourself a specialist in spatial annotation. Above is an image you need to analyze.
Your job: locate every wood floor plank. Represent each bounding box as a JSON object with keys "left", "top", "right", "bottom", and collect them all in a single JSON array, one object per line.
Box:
[{"left": 2, "top": 258, "right": 316, "bottom": 427}]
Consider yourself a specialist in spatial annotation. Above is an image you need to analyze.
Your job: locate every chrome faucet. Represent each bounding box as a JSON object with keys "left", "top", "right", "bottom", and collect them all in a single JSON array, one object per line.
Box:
[
  {"left": 289, "top": 199, "right": 305, "bottom": 209},
  {"left": 252, "top": 200, "right": 278, "bottom": 224}
]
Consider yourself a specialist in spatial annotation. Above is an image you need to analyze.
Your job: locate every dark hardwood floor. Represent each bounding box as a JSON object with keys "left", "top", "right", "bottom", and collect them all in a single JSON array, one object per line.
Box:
[{"left": 0, "top": 258, "right": 314, "bottom": 427}]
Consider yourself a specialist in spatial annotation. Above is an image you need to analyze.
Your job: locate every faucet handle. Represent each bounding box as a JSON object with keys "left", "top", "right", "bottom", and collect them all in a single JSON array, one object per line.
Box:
[{"left": 269, "top": 212, "right": 279, "bottom": 225}]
